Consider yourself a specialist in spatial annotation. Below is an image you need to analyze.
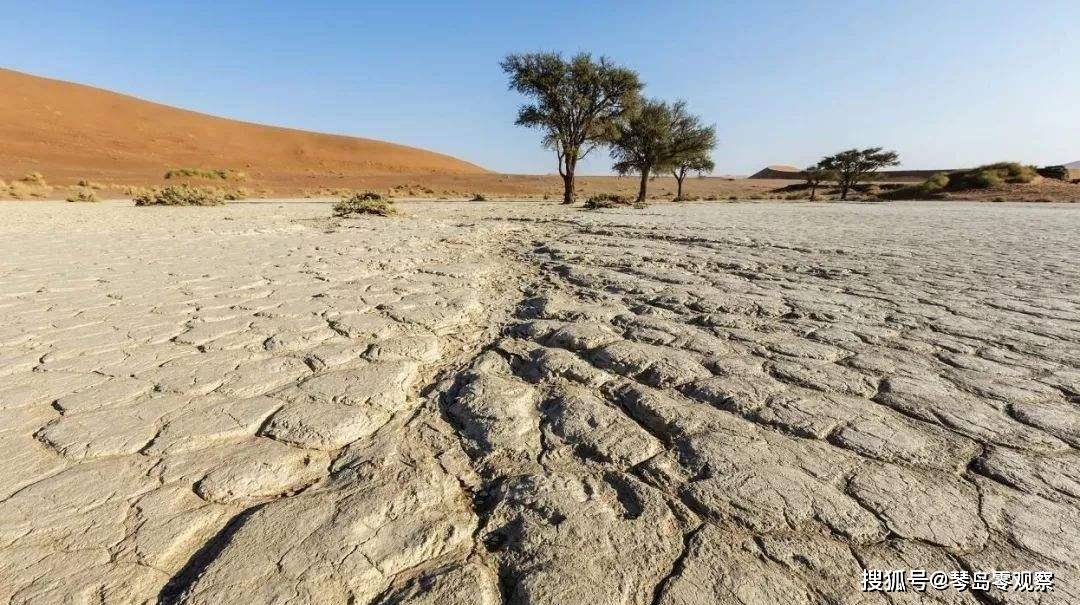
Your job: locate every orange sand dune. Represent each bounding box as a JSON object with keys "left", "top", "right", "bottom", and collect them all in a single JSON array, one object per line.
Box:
[{"left": 0, "top": 68, "right": 486, "bottom": 186}]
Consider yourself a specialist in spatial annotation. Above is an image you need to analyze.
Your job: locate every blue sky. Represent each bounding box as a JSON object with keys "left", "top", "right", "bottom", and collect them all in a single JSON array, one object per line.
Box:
[{"left": 2, "top": 0, "right": 1077, "bottom": 174}]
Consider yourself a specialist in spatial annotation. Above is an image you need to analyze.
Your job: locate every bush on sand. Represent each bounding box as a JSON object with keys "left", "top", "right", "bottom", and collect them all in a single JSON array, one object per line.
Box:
[
  {"left": 884, "top": 164, "right": 1038, "bottom": 200},
  {"left": 949, "top": 163, "right": 1037, "bottom": 189},
  {"left": 583, "top": 193, "right": 631, "bottom": 209},
  {"left": 333, "top": 192, "right": 396, "bottom": 217},
  {"left": 133, "top": 185, "right": 226, "bottom": 206},
  {"left": 1036, "top": 165, "right": 1071, "bottom": 181},
  {"left": 66, "top": 188, "right": 100, "bottom": 203}
]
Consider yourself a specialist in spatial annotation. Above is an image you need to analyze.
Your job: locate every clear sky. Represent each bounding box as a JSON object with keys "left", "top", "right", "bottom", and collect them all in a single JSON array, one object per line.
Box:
[{"left": 3, "top": 0, "right": 1077, "bottom": 175}]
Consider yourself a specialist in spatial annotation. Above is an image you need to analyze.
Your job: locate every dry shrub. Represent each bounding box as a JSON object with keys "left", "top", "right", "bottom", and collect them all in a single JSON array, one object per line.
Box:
[
  {"left": 1036, "top": 166, "right": 1070, "bottom": 181},
  {"left": 583, "top": 193, "right": 631, "bottom": 209},
  {"left": 223, "top": 187, "right": 249, "bottom": 201},
  {"left": 2, "top": 172, "right": 51, "bottom": 198},
  {"left": 333, "top": 192, "right": 395, "bottom": 217},
  {"left": 134, "top": 185, "right": 226, "bottom": 206},
  {"left": 77, "top": 179, "right": 105, "bottom": 190},
  {"left": 7, "top": 181, "right": 48, "bottom": 199},
  {"left": 20, "top": 171, "right": 46, "bottom": 185},
  {"left": 66, "top": 189, "right": 100, "bottom": 203},
  {"left": 123, "top": 185, "right": 153, "bottom": 198},
  {"left": 164, "top": 168, "right": 245, "bottom": 181}
]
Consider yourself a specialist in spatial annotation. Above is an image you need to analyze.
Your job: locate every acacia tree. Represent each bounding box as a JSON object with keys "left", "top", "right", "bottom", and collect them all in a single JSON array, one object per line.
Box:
[
  {"left": 672, "top": 155, "right": 715, "bottom": 201},
  {"left": 803, "top": 163, "right": 835, "bottom": 201},
  {"left": 667, "top": 106, "right": 716, "bottom": 201},
  {"left": 817, "top": 148, "right": 900, "bottom": 200},
  {"left": 612, "top": 100, "right": 714, "bottom": 203},
  {"left": 501, "top": 52, "right": 642, "bottom": 204}
]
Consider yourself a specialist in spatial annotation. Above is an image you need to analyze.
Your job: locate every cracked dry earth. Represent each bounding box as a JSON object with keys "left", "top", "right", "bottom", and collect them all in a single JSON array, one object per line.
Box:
[{"left": 0, "top": 200, "right": 1078, "bottom": 605}]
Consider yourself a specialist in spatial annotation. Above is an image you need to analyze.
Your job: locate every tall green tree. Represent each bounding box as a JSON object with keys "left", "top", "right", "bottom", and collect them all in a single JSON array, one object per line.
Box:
[
  {"left": 612, "top": 100, "right": 714, "bottom": 203},
  {"left": 501, "top": 52, "right": 642, "bottom": 204},
  {"left": 817, "top": 148, "right": 900, "bottom": 200}
]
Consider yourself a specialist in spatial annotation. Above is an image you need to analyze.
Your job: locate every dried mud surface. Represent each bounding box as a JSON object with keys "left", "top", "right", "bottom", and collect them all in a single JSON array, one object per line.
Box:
[{"left": 1, "top": 200, "right": 1078, "bottom": 604}]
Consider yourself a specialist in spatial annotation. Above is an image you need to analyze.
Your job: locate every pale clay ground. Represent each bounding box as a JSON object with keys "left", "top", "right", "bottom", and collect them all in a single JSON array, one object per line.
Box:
[{"left": 1, "top": 200, "right": 1078, "bottom": 605}]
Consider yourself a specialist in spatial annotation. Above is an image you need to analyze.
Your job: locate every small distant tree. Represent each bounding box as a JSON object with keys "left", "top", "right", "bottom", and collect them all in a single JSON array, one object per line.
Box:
[
  {"left": 611, "top": 100, "right": 714, "bottom": 203},
  {"left": 501, "top": 52, "right": 642, "bottom": 204},
  {"left": 817, "top": 148, "right": 900, "bottom": 200},
  {"left": 668, "top": 111, "right": 716, "bottom": 201},
  {"left": 672, "top": 155, "right": 715, "bottom": 201},
  {"left": 804, "top": 164, "right": 835, "bottom": 201}
]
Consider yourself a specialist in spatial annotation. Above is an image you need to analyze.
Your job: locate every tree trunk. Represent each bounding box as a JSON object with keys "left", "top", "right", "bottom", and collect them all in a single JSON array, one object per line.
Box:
[
  {"left": 561, "top": 154, "right": 577, "bottom": 204},
  {"left": 839, "top": 175, "right": 850, "bottom": 200},
  {"left": 637, "top": 168, "right": 650, "bottom": 203},
  {"left": 561, "top": 171, "right": 575, "bottom": 204},
  {"left": 809, "top": 182, "right": 817, "bottom": 201},
  {"left": 675, "top": 173, "right": 685, "bottom": 201}
]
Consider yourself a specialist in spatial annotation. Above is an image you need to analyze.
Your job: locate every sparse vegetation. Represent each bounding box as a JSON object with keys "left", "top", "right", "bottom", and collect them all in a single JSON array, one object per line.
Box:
[
  {"left": 817, "top": 148, "right": 901, "bottom": 200},
  {"left": 1036, "top": 165, "right": 1070, "bottom": 181},
  {"left": 123, "top": 185, "right": 154, "bottom": 198},
  {"left": 948, "top": 163, "right": 1036, "bottom": 189},
  {"left": 502, "top": 52, "right": 642, "bottom": 204},
  {"left": 583, "top": 193, "right": 630, "bottom": 209},
  {"left": 222, "top": 188, "right": 249, "bottom": 201},
  {"left": 77, "top": 179, "right": 105, "bottom": 190},
  {"left": 4, "top": 174, "right": 51, "bottom": 199},
  {"left": 333, "top": 192, "right": 396, "bottom": 217},
  {"left": 164, "top": 168, "right": 246, "bottom": 181},
  {"left": 880, "top": 173, "right": 950, "bottom": 200},
  {"left": 20, "top": 172, "right": 47, "bottom": 185},
  {"left": 470, "top": 193, "right": 487, "bottom": 201},
  {"left": 133, "top": 185, "right": 226, "bottom": 206},
  {"left": 66, "top": 189, "right": 100, "bottom": 203},
  {"left": 883, "top": 163, "right": 1042, "bottom": 200}
]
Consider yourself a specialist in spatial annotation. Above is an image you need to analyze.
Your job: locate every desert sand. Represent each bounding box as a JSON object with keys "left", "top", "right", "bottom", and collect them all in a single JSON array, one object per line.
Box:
[
  {"left": 0, "top": 68, "right": 485, "bottom": 187},
  {"left": 1, "top": 199, "right": 1077, "bottom": 603}
]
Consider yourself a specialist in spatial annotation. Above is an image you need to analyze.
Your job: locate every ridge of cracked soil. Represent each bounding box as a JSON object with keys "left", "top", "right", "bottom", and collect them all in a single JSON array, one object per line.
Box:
[{"left": 0, "top": 200, "right": 1078, "bottom": 604}]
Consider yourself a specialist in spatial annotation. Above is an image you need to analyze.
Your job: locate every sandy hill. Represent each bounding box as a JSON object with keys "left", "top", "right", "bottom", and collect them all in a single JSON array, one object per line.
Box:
[
  {"left": 1065, "top": 161, "right": 1080, "bottom": 169},
  {"left": 0, "top": 68, "right": 486, "bottom": 189}
]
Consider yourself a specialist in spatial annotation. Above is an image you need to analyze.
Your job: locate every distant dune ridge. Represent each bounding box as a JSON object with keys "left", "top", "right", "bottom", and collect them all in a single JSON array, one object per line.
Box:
[{"left": 0, "top": 68, "right": 486, "bottom": 187}]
